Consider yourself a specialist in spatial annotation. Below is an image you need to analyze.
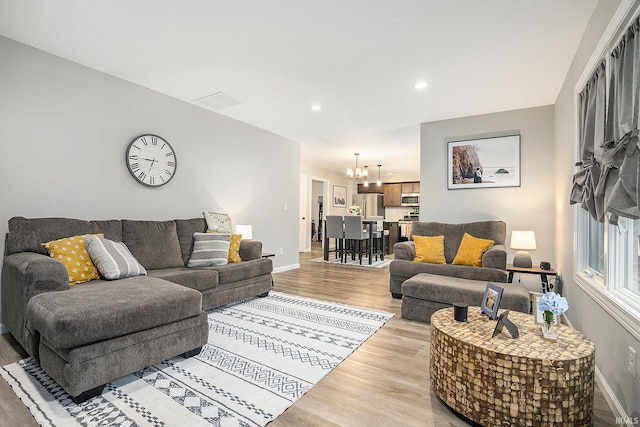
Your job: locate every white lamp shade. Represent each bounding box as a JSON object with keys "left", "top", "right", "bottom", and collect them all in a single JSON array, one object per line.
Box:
[
  {"left": 510, "top": 230, "right": 537, "bottom": 250},
  {"left": 235, "top": 225, "right": 253, "bottom": 240}
]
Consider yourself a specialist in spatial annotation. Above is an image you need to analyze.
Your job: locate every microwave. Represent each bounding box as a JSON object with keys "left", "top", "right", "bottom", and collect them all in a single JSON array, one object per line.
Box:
[{"left": 401, "top": 193, "right": 420, "bottom": 206}]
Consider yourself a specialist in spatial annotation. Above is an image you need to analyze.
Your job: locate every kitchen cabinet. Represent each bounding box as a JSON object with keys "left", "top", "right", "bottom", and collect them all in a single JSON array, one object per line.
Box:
[
  {"left": 401, "top": 182, "right": 420, "bottom": 194},
  {"left": 383, "top": 183, "right": 402, "bottom": 207},
  {"left": 357, "top": 183, "right": 383, "bottom": 194},
  {"left": 384, "top": 221, "right": 399, "bottom": 254}
]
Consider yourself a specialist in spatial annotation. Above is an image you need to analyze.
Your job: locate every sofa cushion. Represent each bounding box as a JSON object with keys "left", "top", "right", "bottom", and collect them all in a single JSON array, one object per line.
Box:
[
  {"left": 212, "top": 258, "right": 272, "bottom": 284},
  {"left": 389, "top": 259, "right": 509, "bottom": 283},
  {"left": 413, "top": 235, "right": 445, "bottom": 264},
  {"left": 452, "top": 233, "right": 494, "bottom": 267},
  {"left": 188, "top": 233, "right": 230, "bottom": 267},
  {"left": 42, "top": 234, "right": 103, "bottom": 284},
  {"left": 85, "top": 236, "right": 147, "bottom": 280},
  {"left": 148, "top": 267, "right": 218, "bottom": 291},
  {"left": 175, "top": 218, "right": 208, "bottom": 265},
  {"left": 121, "top": 220, "right": 184, "bottom": 270},
  {"left": 26, "top": 276, "right": 203, "bottom": 349},
  {"left": 228, "top": 234, "right": 243, "bottom": 263},
  {"left": 7, "top": 217, "right": 122, "bottom": 256}
]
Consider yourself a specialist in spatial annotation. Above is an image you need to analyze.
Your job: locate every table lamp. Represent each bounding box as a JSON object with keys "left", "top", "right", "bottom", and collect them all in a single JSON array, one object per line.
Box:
[
  {"left": 235, "top": 225, "right": 253, "bottom": 240},
  {"left": 510, "top": 230, "right": 536, "bottom": 268}
]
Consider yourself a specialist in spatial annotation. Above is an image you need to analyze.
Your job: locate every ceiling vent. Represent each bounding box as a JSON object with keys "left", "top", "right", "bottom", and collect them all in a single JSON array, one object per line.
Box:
[{"left": 195, "top": 91, "right": 243, "bottom": 110}]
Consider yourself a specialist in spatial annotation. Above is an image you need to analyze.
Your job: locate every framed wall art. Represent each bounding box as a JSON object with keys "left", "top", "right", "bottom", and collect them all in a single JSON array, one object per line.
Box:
[
  {"left": 447, "top": 134, "right": 521, "bottom": 189},
  {"left": 332, "top": 185, "right": 347, "bottom": 208}
]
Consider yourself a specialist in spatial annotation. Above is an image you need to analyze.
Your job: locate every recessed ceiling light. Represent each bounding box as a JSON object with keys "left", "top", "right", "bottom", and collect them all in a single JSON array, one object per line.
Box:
[
  {"left": 311, "top": 104, "right": 323, "bottom": 111},
  {"left": 414, "top": 81, "right": 428, "bottom": 89}
]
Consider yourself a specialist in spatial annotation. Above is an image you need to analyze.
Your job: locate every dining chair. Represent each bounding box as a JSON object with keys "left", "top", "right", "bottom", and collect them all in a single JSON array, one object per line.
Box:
[
  {"left": 324, "top": 215, "right": 345, "bottom": 262},
  {"left": 344, "top": 215, "right": 369, "bottom": 264},
  {"left": 366, "top": 216, "right": 387, "bottom": 261}
]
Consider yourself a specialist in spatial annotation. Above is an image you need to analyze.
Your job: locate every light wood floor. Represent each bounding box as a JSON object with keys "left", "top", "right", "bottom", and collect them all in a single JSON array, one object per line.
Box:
[{"left": 0, "top": 244, "right": 616, "bottom": 426}]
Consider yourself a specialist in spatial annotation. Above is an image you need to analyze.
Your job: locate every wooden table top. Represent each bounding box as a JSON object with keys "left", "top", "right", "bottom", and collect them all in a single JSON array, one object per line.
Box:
[{"left": 431, "top": 307, "right": 594, "bottom": 361}]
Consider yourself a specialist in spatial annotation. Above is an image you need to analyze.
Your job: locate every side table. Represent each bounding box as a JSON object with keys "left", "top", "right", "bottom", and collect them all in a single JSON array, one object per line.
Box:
[
  {"left": 430, "top": 307, "right": 595, "bottom": 426},
  {"left": 507, "top": 263, "right": 558, "bottom": 293}
]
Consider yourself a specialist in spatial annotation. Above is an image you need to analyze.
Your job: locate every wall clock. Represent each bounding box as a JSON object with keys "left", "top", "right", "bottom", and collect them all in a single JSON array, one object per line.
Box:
[{"left": 125, "top": 134, "right": 177, "bottom": 187}]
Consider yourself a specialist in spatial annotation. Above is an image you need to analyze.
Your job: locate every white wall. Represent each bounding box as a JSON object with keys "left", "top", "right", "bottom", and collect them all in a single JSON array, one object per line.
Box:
[
  {"left": 0, "top": 37, "right": 300, "bottom": 331},
  {"left": 554, "top": 0, "right": 640, "bottom": 419},
  {"left": 420, "top": 105, "right": 555, "bottom": 291}
]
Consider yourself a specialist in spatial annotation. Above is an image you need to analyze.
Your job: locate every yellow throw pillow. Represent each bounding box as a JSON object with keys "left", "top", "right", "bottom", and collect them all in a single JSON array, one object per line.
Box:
[
  {"left": 413, "top": 235, "right": 446, "bottom": 264},
  {"left": 228, "top": 233, "right": 243, "bottom": 263},
  {"left": 452, "top": 232, "right": 494, "bottom": 267},
  {"left": 42, "top": 234, "right": 104, "bottom": 285}
]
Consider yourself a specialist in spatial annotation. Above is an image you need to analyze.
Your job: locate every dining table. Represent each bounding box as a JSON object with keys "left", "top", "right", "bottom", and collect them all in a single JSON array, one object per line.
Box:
[{"left": 323, "top": 218, "right": 384, "bottom": 265}]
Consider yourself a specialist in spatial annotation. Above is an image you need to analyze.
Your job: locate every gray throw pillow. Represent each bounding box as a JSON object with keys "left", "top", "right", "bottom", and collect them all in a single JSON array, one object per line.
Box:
[
  {"left": 188, "top": 233, "right": 230, "bottom": 267},
  {"left": 85, "top": 236, "right": 147, "bottom": 280}
]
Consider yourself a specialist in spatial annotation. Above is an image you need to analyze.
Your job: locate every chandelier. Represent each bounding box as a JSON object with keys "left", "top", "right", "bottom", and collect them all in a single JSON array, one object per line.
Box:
[{"left": 347, "top": 153, "right": 369, "bottom": 182}]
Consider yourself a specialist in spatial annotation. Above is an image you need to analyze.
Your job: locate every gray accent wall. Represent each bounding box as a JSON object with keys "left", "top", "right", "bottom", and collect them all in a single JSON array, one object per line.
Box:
[
  {"left": 0, "top": 36, "right": 300, "bottom": 331},
  {"left": 420, "top": 105, "right": 555, "bottom": 291}
]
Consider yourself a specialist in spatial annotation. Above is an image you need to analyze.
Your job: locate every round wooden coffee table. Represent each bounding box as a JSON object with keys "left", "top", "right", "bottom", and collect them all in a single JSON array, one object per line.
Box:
[{"left": 430, "top": 307, "right": 595, "bottom": 426}]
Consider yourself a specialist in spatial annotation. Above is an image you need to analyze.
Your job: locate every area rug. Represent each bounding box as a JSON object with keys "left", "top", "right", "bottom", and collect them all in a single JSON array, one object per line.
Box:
[
  {"left": 310, "top": 256, "right": 391, "bottom": 268},
  {"left": 1, "top": 292, "right": 393, "bottom": 427}
]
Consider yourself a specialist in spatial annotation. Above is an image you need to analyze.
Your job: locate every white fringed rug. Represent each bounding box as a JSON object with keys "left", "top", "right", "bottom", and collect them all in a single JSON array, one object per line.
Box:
[{"left": 1, "top": 292, "right": 392, "bottom": 427}]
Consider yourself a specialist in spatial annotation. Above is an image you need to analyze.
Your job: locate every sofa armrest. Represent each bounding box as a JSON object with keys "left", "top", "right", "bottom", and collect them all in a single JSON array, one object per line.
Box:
[
  {"left": 482, "top": 244, "right": 507, "bottom": 270},
  {"left": 393, "top": 241, "right": 415, "bottom": 261},
  {"left": 1, "top": 252, "right": 69, "bottom": 355},
  {"left": 239, "top": 239, "right": 263, "bottom": 261}
]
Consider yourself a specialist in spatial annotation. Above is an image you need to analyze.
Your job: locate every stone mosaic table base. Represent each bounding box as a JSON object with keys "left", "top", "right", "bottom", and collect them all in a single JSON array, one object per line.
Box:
[{"left": 430, "top": 307, "right": 595, "bottom": 427}]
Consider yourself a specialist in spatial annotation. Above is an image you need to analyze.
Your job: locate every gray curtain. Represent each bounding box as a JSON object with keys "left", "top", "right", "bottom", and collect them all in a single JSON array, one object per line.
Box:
[
  {"left": 570, "top": 61, "right": 606, "bottom": 221},
  {"left": 597, "top": 17, "right": 640, "bottom": 224}
]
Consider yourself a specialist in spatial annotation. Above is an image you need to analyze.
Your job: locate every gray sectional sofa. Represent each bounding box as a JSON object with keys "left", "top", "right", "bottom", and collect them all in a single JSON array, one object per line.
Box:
[{"left": 1, "top": 216, "right": 273, "bottom": 402}]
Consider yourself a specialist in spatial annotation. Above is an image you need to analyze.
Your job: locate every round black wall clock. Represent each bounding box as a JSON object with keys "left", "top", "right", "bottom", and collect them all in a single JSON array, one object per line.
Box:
[{"left": 125, "top": 134, "right": 177, "bottom": 187}]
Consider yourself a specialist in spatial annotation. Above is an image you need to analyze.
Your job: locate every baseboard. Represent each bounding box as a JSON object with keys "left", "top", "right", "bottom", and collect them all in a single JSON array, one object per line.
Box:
[
  {"left": 273, "top": 263, "right": 299, "bottom": 274},
  {"left": 595, "top": 366, "right": 632, "bottom": 425},
  {"left": 564, "top": 316, "right": 630, "bottom": 425}
]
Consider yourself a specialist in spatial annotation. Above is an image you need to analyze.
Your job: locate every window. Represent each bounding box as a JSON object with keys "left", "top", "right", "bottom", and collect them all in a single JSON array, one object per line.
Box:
[
  {"left": 574, "top": 1, "right": 640, "bottom": 327},
  {"left": 587, "top": 215, "right": 604, "bottom": 276}
]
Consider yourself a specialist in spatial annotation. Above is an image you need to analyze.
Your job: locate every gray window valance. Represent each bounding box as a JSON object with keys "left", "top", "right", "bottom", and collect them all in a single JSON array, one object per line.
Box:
[
  {"left": 572, "top": 16, "right": 640, "bottom": 224},
  {"left": 570, "top": 61, "right": 606, "bottom": 221}
]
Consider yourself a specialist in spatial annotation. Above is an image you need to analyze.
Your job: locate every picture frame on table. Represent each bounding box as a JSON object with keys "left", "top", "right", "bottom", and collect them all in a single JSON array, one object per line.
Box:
[
  {"left": 332, "top": 185, "right": 347, "bottom": 208},
  {"left": 447, "top": 134, "right": 521, "bottom": 190},
  {"left": 532, "top": 292, "right": 559, "bottom": 325},
  {"left": 481, "top": 282, "right": 504, "bottom": 320}
]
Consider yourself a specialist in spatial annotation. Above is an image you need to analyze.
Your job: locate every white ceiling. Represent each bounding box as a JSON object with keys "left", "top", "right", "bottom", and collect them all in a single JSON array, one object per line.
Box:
[{"left": 0, "top": 0, "right": 598, "bottom": 180}]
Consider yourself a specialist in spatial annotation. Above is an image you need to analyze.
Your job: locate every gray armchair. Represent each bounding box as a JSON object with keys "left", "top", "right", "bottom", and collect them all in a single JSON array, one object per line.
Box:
[{"left": 389, "top": 221, "right": 508, "bottom": 298}]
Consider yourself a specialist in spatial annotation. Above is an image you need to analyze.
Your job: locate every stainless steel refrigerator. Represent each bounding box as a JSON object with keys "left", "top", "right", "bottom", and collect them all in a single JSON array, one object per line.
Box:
[{"left": 352, "top": 193, "right": 384, "bottom": 218}]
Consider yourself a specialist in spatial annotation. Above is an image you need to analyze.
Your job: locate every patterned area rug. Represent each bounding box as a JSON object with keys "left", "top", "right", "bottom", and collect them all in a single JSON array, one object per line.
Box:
[
  {"left": 1, "top": 292, "right": 393, "bottom": 427},
  {"left": 310, "top": 256, "right": 391, "bottom": 268}
]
